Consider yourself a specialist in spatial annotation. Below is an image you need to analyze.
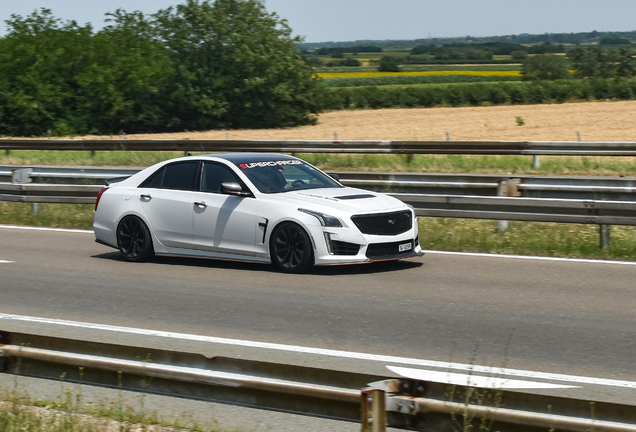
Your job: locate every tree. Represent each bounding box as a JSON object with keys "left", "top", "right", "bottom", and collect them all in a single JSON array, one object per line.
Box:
[
  {"left": 153, "top": 0, "right": 325, "bottom": 129},
  {"left": 378, "top": 55, "right": 401, "bottom": 72},
  {"left": 568, "top": 47, "right": 617, "bottom": 79},
  {"left": 521, "top": 55, "right": 571, "bottom": 81},
  {"left": 80, "top": 9, "right": 176, "bottom": 133},
  {"left": 510, "top": 50, "right": 528, "bottom": 62},
  {"left": 0, "top": 9, "right": 95, "bottom": 135}
]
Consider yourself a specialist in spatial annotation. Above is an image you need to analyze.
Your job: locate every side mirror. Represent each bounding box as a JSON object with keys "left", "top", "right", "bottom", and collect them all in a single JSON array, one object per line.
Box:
[
  {"left": 220, "top": 182, "right": 250, "bottom": 196},
  {"left": 328, "top": 173, "right": 340, "bottom": 182}
]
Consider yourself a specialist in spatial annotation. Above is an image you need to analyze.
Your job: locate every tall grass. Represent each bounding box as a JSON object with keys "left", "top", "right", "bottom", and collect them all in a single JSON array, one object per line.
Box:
[
  {"left": 0, "top": 202, "right": 94, "bottom": 230},
  {"left": 420, "top": 218, "right": 636, "bottom": 261}
]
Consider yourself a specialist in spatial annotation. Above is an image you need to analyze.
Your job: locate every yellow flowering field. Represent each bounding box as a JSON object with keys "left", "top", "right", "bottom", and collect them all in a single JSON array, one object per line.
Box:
[{"left": 316, "top": 70, "right": 521, "bottom": 79}]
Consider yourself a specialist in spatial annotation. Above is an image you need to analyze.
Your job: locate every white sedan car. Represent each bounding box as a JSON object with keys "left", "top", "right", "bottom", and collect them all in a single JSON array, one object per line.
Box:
[{"left": 94, "top": 153, "right": 423, "bottom": 272}]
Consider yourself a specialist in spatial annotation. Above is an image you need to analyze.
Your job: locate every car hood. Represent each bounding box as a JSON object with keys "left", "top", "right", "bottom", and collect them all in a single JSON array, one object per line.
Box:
[{"left": 275, "top": 187, "right": 407, "bottom": 214}]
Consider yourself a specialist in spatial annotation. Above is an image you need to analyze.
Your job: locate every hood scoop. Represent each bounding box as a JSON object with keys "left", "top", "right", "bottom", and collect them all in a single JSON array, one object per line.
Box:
[{"left": 334, "top": 194, "right": 376, "bottom": 200}]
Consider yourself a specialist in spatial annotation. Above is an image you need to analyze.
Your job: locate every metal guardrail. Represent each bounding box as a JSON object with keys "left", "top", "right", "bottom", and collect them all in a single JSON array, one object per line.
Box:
[
  {"left": 397, "top": 194, "right": 636, "bottom": 226},
  {"left": 2, "top": 331, "right": 636, "bottom": 432},
  {"left": 2, "top": 166, "right": 636, "bottom": 229},
  {"left": 4, "top": 138, "right": 636, "bottom": 156},
  {"left": 3, "top": 166, "right": 636, "bottom": 201}
]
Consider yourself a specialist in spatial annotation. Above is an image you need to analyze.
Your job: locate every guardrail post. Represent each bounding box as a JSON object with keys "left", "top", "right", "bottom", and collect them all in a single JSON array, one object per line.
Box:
[
  {"left": 533, "top": 155, "right": 540, "bottom": 169},
  {"left": 600, "top": 224, "right": 611, "bottom": 250},
  {"left": 361, "top": 389, "right": 386, "bottom": 432},
  {"left": 497, "top": 179, "right": 520, "bottom": 233}
]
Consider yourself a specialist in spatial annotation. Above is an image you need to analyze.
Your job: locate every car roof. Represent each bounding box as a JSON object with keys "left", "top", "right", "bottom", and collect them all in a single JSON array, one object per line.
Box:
[{"left": 202, "top": 153, "right": 299, "bottom": 164}]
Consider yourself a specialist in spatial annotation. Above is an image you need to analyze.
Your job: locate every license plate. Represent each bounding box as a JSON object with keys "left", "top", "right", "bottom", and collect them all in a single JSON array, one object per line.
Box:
[{"left": 398, "top": 242, "right": 412, "bottom": 252}]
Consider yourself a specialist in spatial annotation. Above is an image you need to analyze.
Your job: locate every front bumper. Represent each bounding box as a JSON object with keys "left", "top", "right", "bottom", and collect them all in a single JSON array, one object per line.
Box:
[{"left": 308, "top": 223, "right": 424, "bottom": 266}]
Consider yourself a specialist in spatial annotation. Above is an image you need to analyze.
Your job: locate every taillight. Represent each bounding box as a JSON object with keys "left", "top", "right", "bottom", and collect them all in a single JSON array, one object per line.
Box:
[{"left": 95, "top": 187, "right": 108, "bottom": 211}]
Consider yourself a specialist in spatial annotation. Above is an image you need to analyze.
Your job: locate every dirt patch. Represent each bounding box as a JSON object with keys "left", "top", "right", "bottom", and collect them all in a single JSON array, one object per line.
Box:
[{"left": 120, "top": 100, "right": 636, "bottom": 142}]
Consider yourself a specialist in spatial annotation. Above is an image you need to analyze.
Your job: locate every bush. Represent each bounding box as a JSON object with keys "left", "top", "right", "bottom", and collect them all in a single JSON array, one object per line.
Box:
[
  {"left": 378, "top": 56, "right": 401, "bottom": 72},
  {"left": 326, "top": 78, "right": 636, "bottom": 111},
  {"left": 510, "top": 50, "right": 529, "bottom": 61},
  {"left": 522, "top": 55, "right": 572, "bottom": 81}
]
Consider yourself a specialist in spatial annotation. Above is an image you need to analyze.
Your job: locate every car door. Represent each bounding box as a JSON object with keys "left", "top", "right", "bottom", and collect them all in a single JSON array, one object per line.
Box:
[
  {"left": 192, "top": 162, "right": 258, "bottom": 256},
  {"left": 137, "top": 161, "right": 199, "bottom": 249}
]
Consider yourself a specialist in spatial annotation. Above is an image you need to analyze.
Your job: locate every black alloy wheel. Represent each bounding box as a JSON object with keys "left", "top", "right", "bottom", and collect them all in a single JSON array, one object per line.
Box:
[
  {"left": 270, "top": 222, "right": 314, "bottom": 273},
  {"left": 117, "top": 216, "right": 154, "bottom": 262}
]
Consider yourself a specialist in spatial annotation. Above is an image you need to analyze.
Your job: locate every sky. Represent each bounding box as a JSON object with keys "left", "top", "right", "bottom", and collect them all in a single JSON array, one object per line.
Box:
[{"left": 1, "top": 0, "right": 636, "bottom": 42}]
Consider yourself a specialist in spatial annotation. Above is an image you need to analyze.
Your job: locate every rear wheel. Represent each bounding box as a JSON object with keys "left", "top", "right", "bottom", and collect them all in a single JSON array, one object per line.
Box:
[
  {"left": 117, "top": 216, "right": 154, "bottom": 262},
  {"left": 270, "top": 222, "right": 314, "bottom": 273}
]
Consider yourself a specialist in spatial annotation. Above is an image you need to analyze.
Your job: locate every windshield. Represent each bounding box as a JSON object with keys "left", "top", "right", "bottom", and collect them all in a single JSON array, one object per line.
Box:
[{"left": 235, "top": 159, "right": 342, "bottom": 194}]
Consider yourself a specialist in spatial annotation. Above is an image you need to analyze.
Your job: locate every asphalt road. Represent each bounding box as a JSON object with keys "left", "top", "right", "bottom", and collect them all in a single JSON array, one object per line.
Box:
[{"left": 1, "top": 225, "right": 636, "bottom": 415}]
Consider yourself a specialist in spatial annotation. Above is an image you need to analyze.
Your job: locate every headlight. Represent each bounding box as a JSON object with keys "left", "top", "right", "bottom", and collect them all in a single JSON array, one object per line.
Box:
[{"left": 298, "top": 208, "right": 342, "bottom": 227}]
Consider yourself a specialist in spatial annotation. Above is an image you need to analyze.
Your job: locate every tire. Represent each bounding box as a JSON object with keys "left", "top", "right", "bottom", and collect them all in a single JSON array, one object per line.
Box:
[
  {"left": 117, "top": 216, "right": 154, "bottom": 262},
  {"left": 269, "top": 222, "right": 314, "bottom": 273}
]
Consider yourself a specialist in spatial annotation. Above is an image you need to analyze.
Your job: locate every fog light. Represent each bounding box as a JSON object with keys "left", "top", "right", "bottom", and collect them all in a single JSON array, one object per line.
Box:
[{"left": 324, "top": 232, "right": 334, "bottom": 255}]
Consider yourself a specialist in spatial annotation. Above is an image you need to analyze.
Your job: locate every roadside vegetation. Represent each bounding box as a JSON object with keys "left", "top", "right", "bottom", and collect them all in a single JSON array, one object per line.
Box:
[{"left": 0, "top": 384, "right": 221, "bottom": 432}]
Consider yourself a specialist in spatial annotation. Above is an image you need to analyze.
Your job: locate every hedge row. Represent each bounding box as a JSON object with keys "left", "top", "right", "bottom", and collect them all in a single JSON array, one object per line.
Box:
[
  {"left": 324, "top": 75, "right": 522, "bottom": 88},
  {"left": 325, "top": 79, "right": 636, "bottom": 110}
]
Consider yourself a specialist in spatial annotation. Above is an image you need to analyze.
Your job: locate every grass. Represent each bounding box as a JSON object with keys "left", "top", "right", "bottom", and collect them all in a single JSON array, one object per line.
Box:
[
  {"left": 0, "top": 202, "right": 95, "bottom": 230},
  {"left": 3, "top": 151, "right": 636, "bottom": 176},
  {"left": 422, "top": 218, "right": 636, "bottom": 261},
  {"left": 300, "top": 153, "right": 636, "bottom": 176},
  {"left": 0, "top": 151, "right": 184, "bottom": 167},
  {"left": 0, "top": 383, "right": 226, "bottom": 432}
]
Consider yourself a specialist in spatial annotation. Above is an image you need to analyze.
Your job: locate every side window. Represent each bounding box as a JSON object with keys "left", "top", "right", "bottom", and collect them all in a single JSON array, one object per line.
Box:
[
  {"left": 139, "top": 161, "right": 199, "bottom": 191},
  {"left": 140, "top": 167, "right": 165, "bottom": 188},
  {"left": 200, "top": 163, "right": 241, "bottom": 193}
]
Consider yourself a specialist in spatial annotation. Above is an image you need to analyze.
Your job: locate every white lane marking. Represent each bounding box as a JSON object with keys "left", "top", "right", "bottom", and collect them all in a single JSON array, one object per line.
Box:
[
  {"left": 387, "top": 366, "right": 577, "bottom": 389},
  {"left": 0, "top": 313, "right": 634, "bottom": 389},
  {"left": 1, "top": 224, "right": 634, "bottom": 266},
  {"left": 0, "top": 260, "right": 13, "bottom": 264},
  {"left": 0, "top": 224, "right": 92, "bottom": 234},
  {"left": 424, "top": 250, "right": 636, "bottom": 266}
]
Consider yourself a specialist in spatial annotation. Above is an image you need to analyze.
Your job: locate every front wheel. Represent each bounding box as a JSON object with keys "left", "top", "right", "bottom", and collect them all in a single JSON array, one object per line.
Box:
[
  {"left": 270, "top": 222, "right": 314, "bottom": 273},
  {"left": 117, "top": 216, "right": 154, "bottom": 262}
]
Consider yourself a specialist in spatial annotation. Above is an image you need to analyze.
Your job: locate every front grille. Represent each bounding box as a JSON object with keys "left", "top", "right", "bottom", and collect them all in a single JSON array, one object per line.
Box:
[
  {"left": 366, "top": 240, "right": 414, "bottom": 259},
  {"left": 332, "top": 241, "right": 360, "bottom": 256},
  {"left": 351, "top": 211, "right": 412, "bottom": 235}
]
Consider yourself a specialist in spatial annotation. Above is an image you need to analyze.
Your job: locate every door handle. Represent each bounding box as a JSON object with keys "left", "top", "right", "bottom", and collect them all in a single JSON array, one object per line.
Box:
[
  {"left": 194, "top": 201, "right": 207, "bottom": 208},
  {"left": 140, "top": 194, "right": 152, "bottom": 200}
]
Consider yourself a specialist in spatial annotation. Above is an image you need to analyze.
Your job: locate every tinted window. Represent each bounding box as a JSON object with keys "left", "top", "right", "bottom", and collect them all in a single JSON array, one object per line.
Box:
[
  {"left": 141, "top": 167, "right": 165, "bottom": 188},
  {"left": 200, "top": 163, "right": 241, "bottom": 193},
  {"left": 139, "top": 161, "right": 199, "bottom": 191},
  {"left": 162, "top": 162, "right": 199, "bottom": 190}
]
